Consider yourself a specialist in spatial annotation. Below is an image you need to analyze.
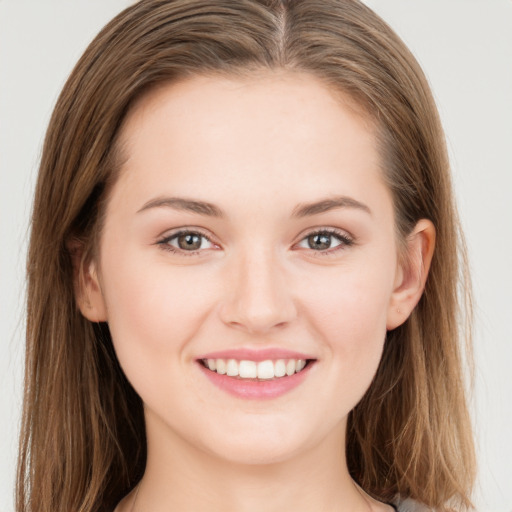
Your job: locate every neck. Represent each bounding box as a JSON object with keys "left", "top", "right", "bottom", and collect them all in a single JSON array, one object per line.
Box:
[{"left": 122, "top": 412, "right": 378, "bottom": 512}]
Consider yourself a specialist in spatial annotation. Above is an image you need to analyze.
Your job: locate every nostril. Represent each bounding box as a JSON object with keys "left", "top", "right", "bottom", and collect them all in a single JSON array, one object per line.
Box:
[{"left": 217, "top": 267, "right": 297, "bottom": 333}]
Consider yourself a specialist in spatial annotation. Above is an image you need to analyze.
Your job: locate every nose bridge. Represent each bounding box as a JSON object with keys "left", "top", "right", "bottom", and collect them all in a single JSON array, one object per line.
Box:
[{"left": 220, "top": 245, "right": 296, "bottom": 333}]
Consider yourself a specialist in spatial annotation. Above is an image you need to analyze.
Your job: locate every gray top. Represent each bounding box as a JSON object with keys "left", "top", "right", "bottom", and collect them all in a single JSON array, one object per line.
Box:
[{"left": 394, "top": 498, "right": 433, "bottom": 511}]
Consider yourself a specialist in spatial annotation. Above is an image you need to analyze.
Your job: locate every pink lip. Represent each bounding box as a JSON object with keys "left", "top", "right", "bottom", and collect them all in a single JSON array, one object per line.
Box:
[
  {"left": 198, "top": 350, "right": 314, "bottom": 400},
  {"left": 196, "top": 348, "right": 313, "bottom": 362}
]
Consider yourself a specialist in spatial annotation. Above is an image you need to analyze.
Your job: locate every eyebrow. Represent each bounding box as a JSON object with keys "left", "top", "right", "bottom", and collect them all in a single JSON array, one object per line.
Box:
[
  {"left": 137, "top": 194, "right": 371, "bottom": 218},
  {"left": 292, "top": 196, "right": 372, "bottom": 217},
  {"left": 137, "top": 197, "right": 225, "bottom": 217}
]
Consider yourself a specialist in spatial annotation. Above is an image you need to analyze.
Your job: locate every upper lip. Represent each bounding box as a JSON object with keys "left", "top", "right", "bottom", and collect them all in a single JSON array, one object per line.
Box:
[{"left": 196, "top": 348, "right": 315, "bottom": 362}]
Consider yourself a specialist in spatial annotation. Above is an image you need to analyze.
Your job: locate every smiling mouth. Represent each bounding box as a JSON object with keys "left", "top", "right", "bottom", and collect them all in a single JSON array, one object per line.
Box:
[{"left": 199, "top": 358, "right": 315, "bottom": 380}]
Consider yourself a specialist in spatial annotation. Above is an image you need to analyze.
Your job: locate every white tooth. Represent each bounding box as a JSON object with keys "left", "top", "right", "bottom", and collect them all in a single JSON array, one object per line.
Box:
[
  {"left": 257, "top": 360, "right": 275, "bottom": 379},
  {"left": 274, "top": 359, "right": 286, "bottom": 377},
  {"left": 207, "top": 359, "right": 216, "bottom": 371},
  {"left": 216, "top": 359, "right": 227, "bottom": 375},
  {"left": 239, "top": 360, "right": 257, "bottom": 378},
  {"left": 226, "top": 359, "right": 239, "bottom": 377},
  {"left": 296, "top": 359, "right": 306, "bottom": 372},
  {"left": 286, "top": 359, "right": 296, "bottom": 376}
]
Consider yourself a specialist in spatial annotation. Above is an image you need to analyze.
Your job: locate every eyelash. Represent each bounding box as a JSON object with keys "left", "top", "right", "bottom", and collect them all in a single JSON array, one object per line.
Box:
[
  {"left": 156, "top": 229, "right": 216, "bottom": 256},
  {"left": 156, "top": 228, "right": 354, "bottom": 257},
  {"left": 296, "top": 228, "right": 354, "bottom": 256}
]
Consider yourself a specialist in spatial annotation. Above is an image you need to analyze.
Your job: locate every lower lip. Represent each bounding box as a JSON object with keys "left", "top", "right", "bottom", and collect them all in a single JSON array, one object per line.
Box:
[{"left": 197, "top": 362, "right": 314, "bottom": 400}]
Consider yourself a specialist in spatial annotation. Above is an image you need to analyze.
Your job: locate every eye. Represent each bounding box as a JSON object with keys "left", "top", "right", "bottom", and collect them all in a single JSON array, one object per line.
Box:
[
  {"left": 157, "top": 230, "right": 215, "bottom": 254},
  {"left": 296, "top": 229, "right": 353, "bottom": 252}
]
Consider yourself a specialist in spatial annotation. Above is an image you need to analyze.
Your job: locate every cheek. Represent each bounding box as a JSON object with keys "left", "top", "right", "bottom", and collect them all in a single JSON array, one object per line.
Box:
[
  {"left": 98, "top": 250, "right": 218, "bottom": 384},
  {"left": 306, "top": 262, "right": 392, "bottom": 336},
  {"left": 300, "top": 261, "right": 393, "bottom": 382}
]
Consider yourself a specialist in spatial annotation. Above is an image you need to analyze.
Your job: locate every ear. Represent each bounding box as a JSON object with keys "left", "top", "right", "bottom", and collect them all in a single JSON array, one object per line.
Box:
[
  {"left": 386, "top": 219, "right": 435, "bottom": 330},
  {"left": 68, "top": 240, "right": 108, "bottom": 322}
]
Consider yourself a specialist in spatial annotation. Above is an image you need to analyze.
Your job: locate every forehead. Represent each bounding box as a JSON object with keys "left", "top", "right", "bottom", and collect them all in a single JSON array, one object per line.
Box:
[
  {"left": 112, "top": 71, "right": 388, "bottom": 218},
  {"left": 120, "top": 70, "right": 375, "bottom": 156},
  {"left": 127, "top": 69, "right": 370, "bottom": 117}
]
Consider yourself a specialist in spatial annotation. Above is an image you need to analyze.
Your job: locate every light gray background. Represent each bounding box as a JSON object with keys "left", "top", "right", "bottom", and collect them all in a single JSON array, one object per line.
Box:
[{"left": 1, "top": 1, "right": 511, "bottom": 511}]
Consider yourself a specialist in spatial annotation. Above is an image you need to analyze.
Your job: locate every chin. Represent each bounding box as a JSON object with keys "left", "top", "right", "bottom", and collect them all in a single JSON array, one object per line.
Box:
[
  {"left": 193, "top": 413, "right": 340, "bottom": 468},
  {"left": 202, "top": 435, "right": 307, "bottom": 467}
]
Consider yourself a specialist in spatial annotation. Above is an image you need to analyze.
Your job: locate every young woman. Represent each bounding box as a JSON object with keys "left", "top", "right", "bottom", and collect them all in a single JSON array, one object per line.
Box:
[{"left": 17, "top": 1, "right": 476, "bottom": 511}]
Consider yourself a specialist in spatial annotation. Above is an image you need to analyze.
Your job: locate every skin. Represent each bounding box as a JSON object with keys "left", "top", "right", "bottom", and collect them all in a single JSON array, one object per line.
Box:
[{"left": 79, "top": 72, "right": 434, "bottom": 512}]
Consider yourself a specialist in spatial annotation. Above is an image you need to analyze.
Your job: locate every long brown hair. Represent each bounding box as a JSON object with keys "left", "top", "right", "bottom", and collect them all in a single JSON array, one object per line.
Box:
[{"left": 18, "top": 1, "right": 476, "bottom": 510}]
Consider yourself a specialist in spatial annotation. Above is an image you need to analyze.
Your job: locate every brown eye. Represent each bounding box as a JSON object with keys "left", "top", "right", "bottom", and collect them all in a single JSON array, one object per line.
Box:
[
  {"left": 307, "top": 233, "right": 333, "bottom": 250},
  {"left": 296, "top": 230, "right": 353, "bottom": 253},
  {"left": 176, "top": 233, "right": 203, "bottom": 250},
  {"left": 159, "top": 231, "right": 214, "bottom": 253}
]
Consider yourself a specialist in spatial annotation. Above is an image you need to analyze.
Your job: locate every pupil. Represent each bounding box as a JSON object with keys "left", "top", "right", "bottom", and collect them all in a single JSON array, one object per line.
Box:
[
  {"left": 309, "top": 233, "right": 331, "bottom": 250},
  {"left": 178, "top": 233, "right": 201, "bottom": 250}
]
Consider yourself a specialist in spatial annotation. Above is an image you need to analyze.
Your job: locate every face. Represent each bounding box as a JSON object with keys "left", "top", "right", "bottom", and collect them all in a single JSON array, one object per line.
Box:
[{"left": 82, "top": 72, "right": 412, "bottom": 465}]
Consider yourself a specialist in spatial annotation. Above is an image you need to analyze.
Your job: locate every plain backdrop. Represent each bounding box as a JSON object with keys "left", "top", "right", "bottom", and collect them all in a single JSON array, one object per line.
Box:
[{"left": 1, "top": 1, "right": 511, "bottom": 511}]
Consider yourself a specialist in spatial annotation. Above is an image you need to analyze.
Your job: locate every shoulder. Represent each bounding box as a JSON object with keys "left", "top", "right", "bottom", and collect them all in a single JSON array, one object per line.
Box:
[{"left": 393, "top": 498, "right": 434, "bottom": 512}]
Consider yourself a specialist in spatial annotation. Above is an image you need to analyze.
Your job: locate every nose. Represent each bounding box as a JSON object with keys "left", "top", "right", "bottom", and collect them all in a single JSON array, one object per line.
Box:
[{"left": 218, "top": 248, "right": 297, "bottom": 335}]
